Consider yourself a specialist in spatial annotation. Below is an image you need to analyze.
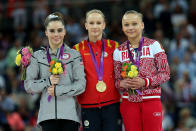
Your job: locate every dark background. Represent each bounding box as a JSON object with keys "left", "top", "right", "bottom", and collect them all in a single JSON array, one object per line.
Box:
[{"left": 0, "top": 0, "right": 196, "bottom": 130}]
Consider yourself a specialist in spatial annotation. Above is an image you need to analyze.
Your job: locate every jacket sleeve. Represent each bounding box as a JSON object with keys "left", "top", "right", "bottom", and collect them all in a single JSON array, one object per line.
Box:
[
  {"left": 144, "top": 42, "right": 170, "bottom": 88},
  {"left": 113, "top": 48, "right": 126, "bottom": 91},
  {"left": 55, "top": 51, "right": 86, "bottom": 96},
  {"left": 24, "top": 52, "right": 51, "bottom": 94}
]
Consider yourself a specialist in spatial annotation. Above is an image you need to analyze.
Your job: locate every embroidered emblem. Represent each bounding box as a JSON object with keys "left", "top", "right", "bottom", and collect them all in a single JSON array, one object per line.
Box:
[
  {"left": 62, "top": 53, "right": 70, "bottom": 60},
  {"left": 153, "top": 112, "right": 161, "bottom": 117},
  {"left": 84, "top": 53, "right": 90, "bottom": 56},
  {"left": 104, "top": 52, "right": 108, "bottom": 57},
  {"left": 84, "top": 120, "right": 89, "bottom": 127}
]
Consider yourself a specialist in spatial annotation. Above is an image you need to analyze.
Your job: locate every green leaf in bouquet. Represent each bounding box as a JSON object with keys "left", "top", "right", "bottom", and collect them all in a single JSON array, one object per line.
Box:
[
  {"left": 21, "top": 68, "right": 26, "bottom": 80},
  {"left": 27, "top": 47, "right": 33, "bottom": 54},
  {"left": 51, "top": 64, "right": 55, "bottom": 69},
  {"left": 126, "top": 66, "right": 131, "bottom": 72},
  {"left": 128, "top": 89, "right": 136, "bottom": 95},
  {"left": 122, "top": 63, "right": 127, "bottom": 67},
  {"left": 53, "top": 58, "right": 58, "bottom": 62}
]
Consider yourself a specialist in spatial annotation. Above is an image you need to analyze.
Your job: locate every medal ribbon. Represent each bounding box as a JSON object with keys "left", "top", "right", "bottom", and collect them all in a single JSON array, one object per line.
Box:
[
  {"left": 87, "top": 39, "right": 105, "bottom": 81},
  {"left": 127, "top": 37, "right": 144, "bottom": 95},
  {"left": 47, "top": 44, "right": 64, "bottom": 63},
  {"left": 127, "top": 37, "right": 144, "bottom": 70}
]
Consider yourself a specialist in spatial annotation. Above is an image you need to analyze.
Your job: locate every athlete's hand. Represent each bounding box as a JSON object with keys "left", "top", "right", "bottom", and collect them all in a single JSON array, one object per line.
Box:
[
  {"left": 48, "top": 85, "right": 55, "bottom": 96},
  {"left": 50, "top": 75, "right": 60, "bottom": 85},
  {"left": 120, "top": 78, "right": 133, "bottom": 89},
  {"left": 128, "top": 77, "right": 145, "bottom": 90},
  {"left": 120, "top": 77, "right": 145, "bottom": 89}
]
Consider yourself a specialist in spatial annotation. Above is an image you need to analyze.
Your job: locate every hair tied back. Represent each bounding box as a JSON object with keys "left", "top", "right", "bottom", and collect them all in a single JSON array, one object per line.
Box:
[{"left": 48, "top": 14, "right": 58, "bottom": 19}]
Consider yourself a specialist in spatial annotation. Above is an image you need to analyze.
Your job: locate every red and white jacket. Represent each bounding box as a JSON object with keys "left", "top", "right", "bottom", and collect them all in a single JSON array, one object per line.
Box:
[{"left": 113, "top": 37, "right": 170, "bottom": 102}]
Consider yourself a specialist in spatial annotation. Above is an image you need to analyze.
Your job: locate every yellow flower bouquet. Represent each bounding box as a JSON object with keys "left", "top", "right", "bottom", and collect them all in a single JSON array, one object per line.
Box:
[
  {"left": 48, "top": 58, "right": 65, "bottom": 102},
  {"left": 121, "top": 62, "right": 141, "bottom": 95},
  {"left": 49, "top": 58, "right": 64, "bottom": 75}
]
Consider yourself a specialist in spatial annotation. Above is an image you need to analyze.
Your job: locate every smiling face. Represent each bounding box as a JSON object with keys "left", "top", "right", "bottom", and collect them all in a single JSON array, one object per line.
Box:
[
  {"left": 85, "top": 12, "right": 105, "bottom": 39},
  {"left": 45, "top": 21, "right": 66, "bottom": 47},
  {"left": 122, "top": 13, "right": 144, "bottom": 40}
]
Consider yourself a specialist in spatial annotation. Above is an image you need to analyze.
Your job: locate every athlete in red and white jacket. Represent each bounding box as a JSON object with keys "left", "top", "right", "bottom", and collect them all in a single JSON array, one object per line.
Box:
[
  {"left": 113, "top": 10, "right": 170, "bottom": 131},
  {"left": 113, "top": 37, "right": 170, "bottom": 102}
]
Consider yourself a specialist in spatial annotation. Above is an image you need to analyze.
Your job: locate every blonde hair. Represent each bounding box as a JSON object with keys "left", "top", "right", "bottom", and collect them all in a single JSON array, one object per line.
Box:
[
  {"left": 85, "top": 9, "right": 105, "bottom": 22},
  {"left": 123, "top": 10, "right": 143, "bottom": 21}
]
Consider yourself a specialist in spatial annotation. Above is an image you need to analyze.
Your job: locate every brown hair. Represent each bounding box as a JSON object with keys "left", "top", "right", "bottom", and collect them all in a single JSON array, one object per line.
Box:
[
  {"left": 123, "top": 10, "right": 143, "bottom": 21},
  {"left": 44, "top": 12, "right": 65, "bottom": 29},
  {"left": 85, "top": 9, "right": 105, "bottom": 22}
]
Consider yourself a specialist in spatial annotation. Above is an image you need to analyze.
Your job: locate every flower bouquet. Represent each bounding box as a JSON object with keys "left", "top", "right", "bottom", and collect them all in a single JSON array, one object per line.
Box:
[
  {"left": 121, "top": 62, "right": 141, "bottom": 95},
  {"left": 49, "top": 58, "right": 64, "bottom": 75},
  {"left": 48, "top": 58, "right": 65, "bottom": 102},
  {"left": 15, "top": 46, "right": 33, "bottom": 80}
]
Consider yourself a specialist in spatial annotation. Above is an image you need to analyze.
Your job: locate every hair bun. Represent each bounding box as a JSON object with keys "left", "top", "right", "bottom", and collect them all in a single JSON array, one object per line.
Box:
[
  {"left": 52, "top": 12, "right": 64, "bottom": 20},
  {"left": 48, "top": 14, "right": 59, "bottom": 19}
]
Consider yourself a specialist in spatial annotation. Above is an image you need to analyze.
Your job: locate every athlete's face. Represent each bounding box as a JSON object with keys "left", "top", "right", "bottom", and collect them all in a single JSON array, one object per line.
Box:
[
  {"left": 122, "top": 14, "right": 144, "bottom": 39},
  {"left": 45, "top": 21, "right": 66, "bottom": 47},
  {"left": 85, "top": 13, "right": 105, "bottom": 38}
]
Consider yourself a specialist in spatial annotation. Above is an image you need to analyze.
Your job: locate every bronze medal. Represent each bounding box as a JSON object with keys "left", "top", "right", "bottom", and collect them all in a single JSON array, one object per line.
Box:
[{"left": 96, "top": 81, "right": 106, "bottom": 92}]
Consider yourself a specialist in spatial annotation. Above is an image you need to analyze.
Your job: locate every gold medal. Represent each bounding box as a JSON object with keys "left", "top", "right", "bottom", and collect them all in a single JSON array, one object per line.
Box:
[{"left": 96, "top": 81, "right": 106, "bottom": 92}]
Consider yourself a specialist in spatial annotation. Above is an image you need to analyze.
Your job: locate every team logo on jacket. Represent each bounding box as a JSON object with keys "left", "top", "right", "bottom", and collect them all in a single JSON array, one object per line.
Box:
[
  {"left": 62, "top": 53, "right": 70, "bottom": 60},
  {"left": 153, "top": 112, "right": 161, "bottom": 117},
  {"left": 104, "top": 52, "right": 108, "bottom": 57}
]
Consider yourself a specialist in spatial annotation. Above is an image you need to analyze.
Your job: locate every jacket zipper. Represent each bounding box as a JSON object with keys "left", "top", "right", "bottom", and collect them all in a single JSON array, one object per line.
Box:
[
  {"left": 55, "top": 50, "right": 59, "bottom": 119},
  {"left": 54, "top": 85, "right": 57, "bottom": 119},
  {"left": 55, "top": 96, "right": 57, "bottom": 119}
]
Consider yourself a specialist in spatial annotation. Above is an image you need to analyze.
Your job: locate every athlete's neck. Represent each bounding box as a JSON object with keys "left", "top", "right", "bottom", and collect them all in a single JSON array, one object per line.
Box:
[
  {"left": 49, "top": 43, "right": 63, "bottom": 54},
  {"left": 128, "top": 36, "right": 142, "bottom": 48},
  {"left": 89, "top": 35, "right": 102, "bottom": 43}
]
